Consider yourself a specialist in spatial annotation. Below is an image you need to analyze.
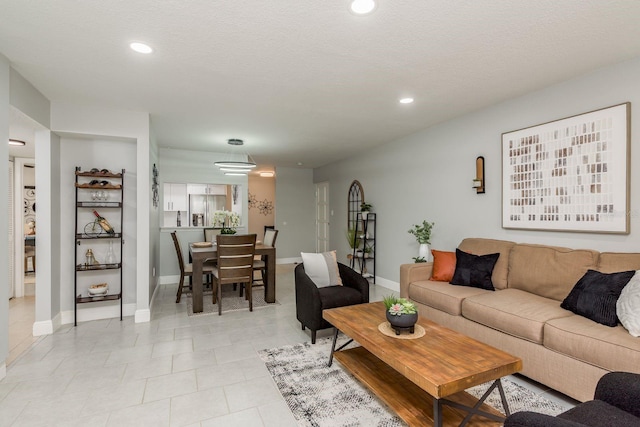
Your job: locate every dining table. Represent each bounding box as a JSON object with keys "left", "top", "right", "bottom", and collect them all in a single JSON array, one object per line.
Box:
[{"left": 189, "top": 242, "right": 277, "bottom": 313}]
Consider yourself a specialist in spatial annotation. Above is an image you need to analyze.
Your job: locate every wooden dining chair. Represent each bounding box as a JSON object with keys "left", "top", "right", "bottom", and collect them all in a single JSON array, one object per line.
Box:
[
  {"left": 212, "top": 234, "right": 257, "bottom": 315},
  {"left": 171, "top": 231, "right": 215, "bottom": 303},
  {"left": 203, "top": 228, "right": 221, "bottom": 243},
  {"left": 252, "top": 228, "right": 278, "bottom": 288}
]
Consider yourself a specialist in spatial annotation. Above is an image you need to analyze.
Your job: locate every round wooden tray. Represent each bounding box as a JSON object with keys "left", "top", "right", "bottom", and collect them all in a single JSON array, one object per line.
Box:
[
  {"left": 378, "top": 322, "right": 426, "bottom": 339},
  {"left": 192, "top": 242, "right": 213, "bottom": 248}
]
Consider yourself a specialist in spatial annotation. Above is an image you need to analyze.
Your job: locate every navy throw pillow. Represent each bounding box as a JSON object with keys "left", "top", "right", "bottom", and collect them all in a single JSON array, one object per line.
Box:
[
  {"left": 449, "top": 249, "right": 499, "bottom": 291},
  {"left": 561, "top": 269, "right": 635, "bottom": 327}
]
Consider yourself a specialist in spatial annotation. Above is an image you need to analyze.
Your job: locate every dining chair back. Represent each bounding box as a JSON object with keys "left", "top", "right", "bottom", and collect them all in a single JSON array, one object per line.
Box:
[
  {"left": 213, "top": 234, "right": 257, "bottom": 315},
  {"left": 171, "top": 231, "right": 214, "bottom": 303},
  {"left": 250, "top": 229, "right": 278, "bottom": 293},
  {"left": 263, "top": 228, "right": 278, "bottom": 247}
]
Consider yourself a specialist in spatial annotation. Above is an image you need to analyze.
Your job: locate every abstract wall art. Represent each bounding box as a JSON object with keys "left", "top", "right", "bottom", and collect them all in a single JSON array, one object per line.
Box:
[{"left": 502, "top": 103, "right": 630, "bottom": 234}]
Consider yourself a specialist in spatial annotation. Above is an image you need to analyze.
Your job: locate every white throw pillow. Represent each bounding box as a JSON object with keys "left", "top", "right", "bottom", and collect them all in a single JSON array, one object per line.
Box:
[
  {"left": 617, "top": 270, "right": 640, "bottom": 337},
  {"left": 301, "top": 251, "right": 343, "bottom": 288}
]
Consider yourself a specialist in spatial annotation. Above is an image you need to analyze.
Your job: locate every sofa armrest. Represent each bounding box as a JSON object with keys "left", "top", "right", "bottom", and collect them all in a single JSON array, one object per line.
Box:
[
  {"left": 399, "top": 263, "right": 433, "bottom": 298},
  {"left": 504, "top": 412, "right": 585, "bottom": 427},
  {"left": 594, "top": 372, "right": 640, "bottom": 418},
  {"left": 338, "top": 263, "right": 370, "bottom": 303}
]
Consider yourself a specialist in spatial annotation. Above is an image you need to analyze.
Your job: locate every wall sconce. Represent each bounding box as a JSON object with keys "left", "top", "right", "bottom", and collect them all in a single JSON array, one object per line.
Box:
[{"left": 473, "top": 156, "right": 485, "bottom": 194}]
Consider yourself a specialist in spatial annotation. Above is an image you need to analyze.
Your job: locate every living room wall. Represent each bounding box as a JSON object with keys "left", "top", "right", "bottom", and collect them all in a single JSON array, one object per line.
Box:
[{"left": 315, "top": 56, "right": 640, "bottom": 286}]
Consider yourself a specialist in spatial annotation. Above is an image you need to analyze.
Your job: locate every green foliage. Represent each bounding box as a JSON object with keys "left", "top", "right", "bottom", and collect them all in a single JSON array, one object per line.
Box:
[
  {"left": 220, "top": 227, "right": 237, "bottom": 235},
  {"left": 412, "top": 256, "right": 427, "bottom": 263},
  {"left": 345, "top": 228, "right": 362, "bottom": 249},
  {"left": 383, "top": 295, "right": 417, "bottom": 315},
  {"left": 360, "top": 202, "right": 373, "bottom": 212},
  {"left": 408, "top": 220, "right": 434, "bottom": 244}
]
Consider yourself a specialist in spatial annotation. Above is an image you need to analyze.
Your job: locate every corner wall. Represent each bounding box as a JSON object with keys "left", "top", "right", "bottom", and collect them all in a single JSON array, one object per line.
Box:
[{"left": 315, "top": 56, "right": 640, "bottom": 283}]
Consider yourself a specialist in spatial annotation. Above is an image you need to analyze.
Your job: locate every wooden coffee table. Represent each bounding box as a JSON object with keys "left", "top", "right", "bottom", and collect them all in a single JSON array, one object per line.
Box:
[{"left": 323, "top": 302, "right": 522, "bottom": 427}]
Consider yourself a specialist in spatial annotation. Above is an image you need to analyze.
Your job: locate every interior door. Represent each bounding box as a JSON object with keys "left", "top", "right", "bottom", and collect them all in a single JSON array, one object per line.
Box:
[{"left": 316, "top": 182, "right": 329, "bottom": 253}]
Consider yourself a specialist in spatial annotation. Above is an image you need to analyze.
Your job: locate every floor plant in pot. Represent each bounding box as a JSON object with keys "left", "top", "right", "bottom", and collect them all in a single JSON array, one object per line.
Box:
[{"left": 383, "top": 295, "right": 418, "bottom": 335}]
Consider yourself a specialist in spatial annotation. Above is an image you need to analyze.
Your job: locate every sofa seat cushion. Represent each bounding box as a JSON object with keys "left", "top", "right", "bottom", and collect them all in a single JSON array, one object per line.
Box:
[
  {"left": 408, "top": 280, "right": 489, "bottom": 316},
  {"left": 461, "top": 289, "right": 573, "bottom": 344},
  {"left": 544, "top": 315, "right": 640, "bottom": 373},
  {"left": 318, "top": 286, "right": 363, "bottom": 309}
]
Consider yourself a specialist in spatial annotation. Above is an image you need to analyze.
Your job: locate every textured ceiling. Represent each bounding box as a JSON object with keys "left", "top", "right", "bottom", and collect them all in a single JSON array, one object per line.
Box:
[{"left": 3, "top": 1, "right": 640, "bottom": 168}]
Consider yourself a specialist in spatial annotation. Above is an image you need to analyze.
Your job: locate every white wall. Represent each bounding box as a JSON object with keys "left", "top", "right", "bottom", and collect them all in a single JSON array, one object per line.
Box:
[
  {"left": 58, "top": 136, "right": 137, "bottom": 320},
  {"left": 0, "top": 54, "right": 10, "bottom": 377},
  {"left": 315, "top": 56, "right": 640, "bottom": 284},
  {"left": 51, "top": 102, "right": 151, "bottom": 323},
  {"left": 274, "top": 167, "right": 316, "bottom": 260}
]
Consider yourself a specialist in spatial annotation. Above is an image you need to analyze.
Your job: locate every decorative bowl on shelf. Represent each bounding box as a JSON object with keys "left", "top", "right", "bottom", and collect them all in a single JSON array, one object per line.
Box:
[{"left": 88, "top": 283, "right": 108, "bottom": 295}]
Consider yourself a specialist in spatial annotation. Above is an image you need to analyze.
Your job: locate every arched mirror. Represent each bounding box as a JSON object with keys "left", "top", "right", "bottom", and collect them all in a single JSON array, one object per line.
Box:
[{"left": 347, "top": 180, "right": 364, "bottom": 231}]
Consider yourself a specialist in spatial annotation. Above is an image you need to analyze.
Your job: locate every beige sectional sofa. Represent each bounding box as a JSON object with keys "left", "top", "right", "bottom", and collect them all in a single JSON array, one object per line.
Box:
[{"left": 399, "top": 238, "right": 640, "bottom": 402}]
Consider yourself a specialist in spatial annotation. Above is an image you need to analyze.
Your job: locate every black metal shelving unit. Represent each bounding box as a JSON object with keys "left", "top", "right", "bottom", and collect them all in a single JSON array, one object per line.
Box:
[
  {"left": 74, "top": 167, "right": 125, "bottom": 325},
  {"left": 350, "top": 212, "right": 376, "bottom": 280}
]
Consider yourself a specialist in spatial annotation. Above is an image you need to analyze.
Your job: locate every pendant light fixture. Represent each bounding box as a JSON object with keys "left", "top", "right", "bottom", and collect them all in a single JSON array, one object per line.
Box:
[{"left": 214, "top": 139, "right": 257, "bottom": 175}]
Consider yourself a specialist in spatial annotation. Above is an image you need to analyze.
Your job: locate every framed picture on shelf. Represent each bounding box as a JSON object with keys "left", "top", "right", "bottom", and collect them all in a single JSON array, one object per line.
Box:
[{"left": 502, "top": 102, "right": 630, "bottom": 234}]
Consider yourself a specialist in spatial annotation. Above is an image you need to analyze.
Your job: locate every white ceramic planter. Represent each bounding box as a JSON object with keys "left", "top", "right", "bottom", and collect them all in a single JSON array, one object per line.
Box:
[{"left": 418, "top": 243, "right": 430, "bottom": 261}]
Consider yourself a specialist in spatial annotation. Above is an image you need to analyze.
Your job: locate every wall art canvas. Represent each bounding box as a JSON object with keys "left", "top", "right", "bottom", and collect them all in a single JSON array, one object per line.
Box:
[{"left": 502, "top": 103, "right": 630, "bottom": 234}]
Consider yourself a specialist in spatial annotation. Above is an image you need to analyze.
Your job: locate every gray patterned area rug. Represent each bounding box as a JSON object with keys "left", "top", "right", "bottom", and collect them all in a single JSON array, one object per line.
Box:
[
  {"left": 186, "top": 286, "right": 278, "bottom": 316},
  {"left": 259, "top": 337, "right": 568, "bottom": 427}
]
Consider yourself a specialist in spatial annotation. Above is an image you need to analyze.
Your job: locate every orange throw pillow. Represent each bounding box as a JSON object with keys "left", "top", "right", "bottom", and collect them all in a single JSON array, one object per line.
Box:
[{"left": 430, "top": 250, "right": 456, "bottom": 282}]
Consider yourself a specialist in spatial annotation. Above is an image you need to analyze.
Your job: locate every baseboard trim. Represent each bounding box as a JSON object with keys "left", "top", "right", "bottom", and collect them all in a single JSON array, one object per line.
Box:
[
  {"left": 135, "top": 309, "right": 150, "bottom": 323},
  {"left": 374, "top": 276, "right": 399, "bottom": 293},
  {"left": 60, "top": 302, "right": 137, "bottom": 325},
  {"left": 160, "top": 275, "right": 180, "bottom": 285},
  {"left": 32, "top": 320, "right": 53, "bottom": 336}
]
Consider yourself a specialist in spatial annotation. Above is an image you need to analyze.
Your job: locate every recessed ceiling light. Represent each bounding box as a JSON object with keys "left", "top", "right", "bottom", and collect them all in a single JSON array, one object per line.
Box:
[
  {"left": 399, "top": 97, "right": 414, "bottom": 104},
  {"left": 260, "top": 172, "right": 275, "bottom": 178},
  {"left": 130, "top": 42, "right": 153, "bottom": 54},
  {"left": 8, "top": 139, "right": 26, "bottom": 146},
  {"left": 350, "top": 0, "right": 376, "bottom": 15}
]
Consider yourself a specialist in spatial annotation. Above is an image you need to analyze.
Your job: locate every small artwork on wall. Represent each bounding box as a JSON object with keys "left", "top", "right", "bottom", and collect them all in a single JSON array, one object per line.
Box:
[{"left": 502, "top": 103, "right": 630, "bottom": 234}]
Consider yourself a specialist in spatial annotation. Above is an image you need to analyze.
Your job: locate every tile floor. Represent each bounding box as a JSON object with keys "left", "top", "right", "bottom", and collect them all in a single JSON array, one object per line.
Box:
[{"left": 1, "top": 264, "right": 577, "bottom": 426}]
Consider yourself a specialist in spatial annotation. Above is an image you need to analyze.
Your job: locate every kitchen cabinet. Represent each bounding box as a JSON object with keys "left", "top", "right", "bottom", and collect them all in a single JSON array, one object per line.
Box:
[{"left": 164, "top": 183, "right": 187, "bottom": 211}]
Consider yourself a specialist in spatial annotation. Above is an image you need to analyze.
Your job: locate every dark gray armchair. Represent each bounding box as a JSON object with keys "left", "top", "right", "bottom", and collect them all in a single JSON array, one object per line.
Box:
[
  {"left": 505, "top": 372, "right": 640, "bottom": 427},
  {"left": 295, "top": 262, "right": 369, "bottom": 344}
]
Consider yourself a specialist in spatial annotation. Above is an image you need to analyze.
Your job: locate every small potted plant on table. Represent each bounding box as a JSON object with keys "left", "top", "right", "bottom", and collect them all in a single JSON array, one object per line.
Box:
[{"left": 383, "top": 296, "right": 418, "bottom": 335}]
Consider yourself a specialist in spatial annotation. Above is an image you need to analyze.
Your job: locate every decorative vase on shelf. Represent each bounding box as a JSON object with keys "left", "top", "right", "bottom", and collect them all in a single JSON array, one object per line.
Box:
[
  {"left": 386, "top": 311, "right": 418, "bottom": 335},
  {"left": 418, "top": 243, "right": 430, "bottom": 261},
  {"left": 105, "top": 241, "right": 116, "bottom": 266}
]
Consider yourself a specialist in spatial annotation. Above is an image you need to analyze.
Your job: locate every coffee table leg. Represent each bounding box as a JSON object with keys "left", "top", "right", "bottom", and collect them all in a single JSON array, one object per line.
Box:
[
  {"left": 328, "top": 328, "right": 354, "bottom": 367},
  {"left": 496, "top": 378, "right": 511, "bottom": 416},
  {"left": 328, "top": 328, "right": 340, "bottom": 367},
  {"left": 433, "top": 399, "right": 442, "bottom": 427}
]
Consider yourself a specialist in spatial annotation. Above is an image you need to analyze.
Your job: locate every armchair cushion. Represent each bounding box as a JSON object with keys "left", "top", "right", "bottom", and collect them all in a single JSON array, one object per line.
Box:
[{"left": 300, "top": 251, "right": 342, "bottom": 287}]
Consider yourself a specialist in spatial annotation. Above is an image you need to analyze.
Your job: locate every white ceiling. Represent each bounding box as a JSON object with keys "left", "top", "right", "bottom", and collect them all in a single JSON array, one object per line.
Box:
[{"left": 3, "top": 1, "right": 640, "bottom": 168}]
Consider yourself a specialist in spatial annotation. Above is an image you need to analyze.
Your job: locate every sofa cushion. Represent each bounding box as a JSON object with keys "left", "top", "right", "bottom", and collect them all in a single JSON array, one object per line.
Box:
[
  {"left": 430, "top": 250, "right": 456, "bottom": 282},
  {"left": 450, "top": 249, "right": 499, "bottom": 290},
  {"left": 597, "top": 252, "right": 640, "bottom": 273},
  {"left": 508, "top": 244, "right": 599, "bottom": 301},
  {"left": 545, "top": 315, "right": 640, "bottom": 373},
  {"left": 617, "top": 271, "right": 640, "bottom": 337},
  {"left": 561, "top": 269, "right": 635, "bottom": 327},
  {"left": 458, "top": 238, "right": 515, "bottom": 290},
  {"left": 408, "top": 280, "right": 489, "bottom": 316},
  {"left": 461, "top": 289, "right": 573, "bottom": 344}
]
